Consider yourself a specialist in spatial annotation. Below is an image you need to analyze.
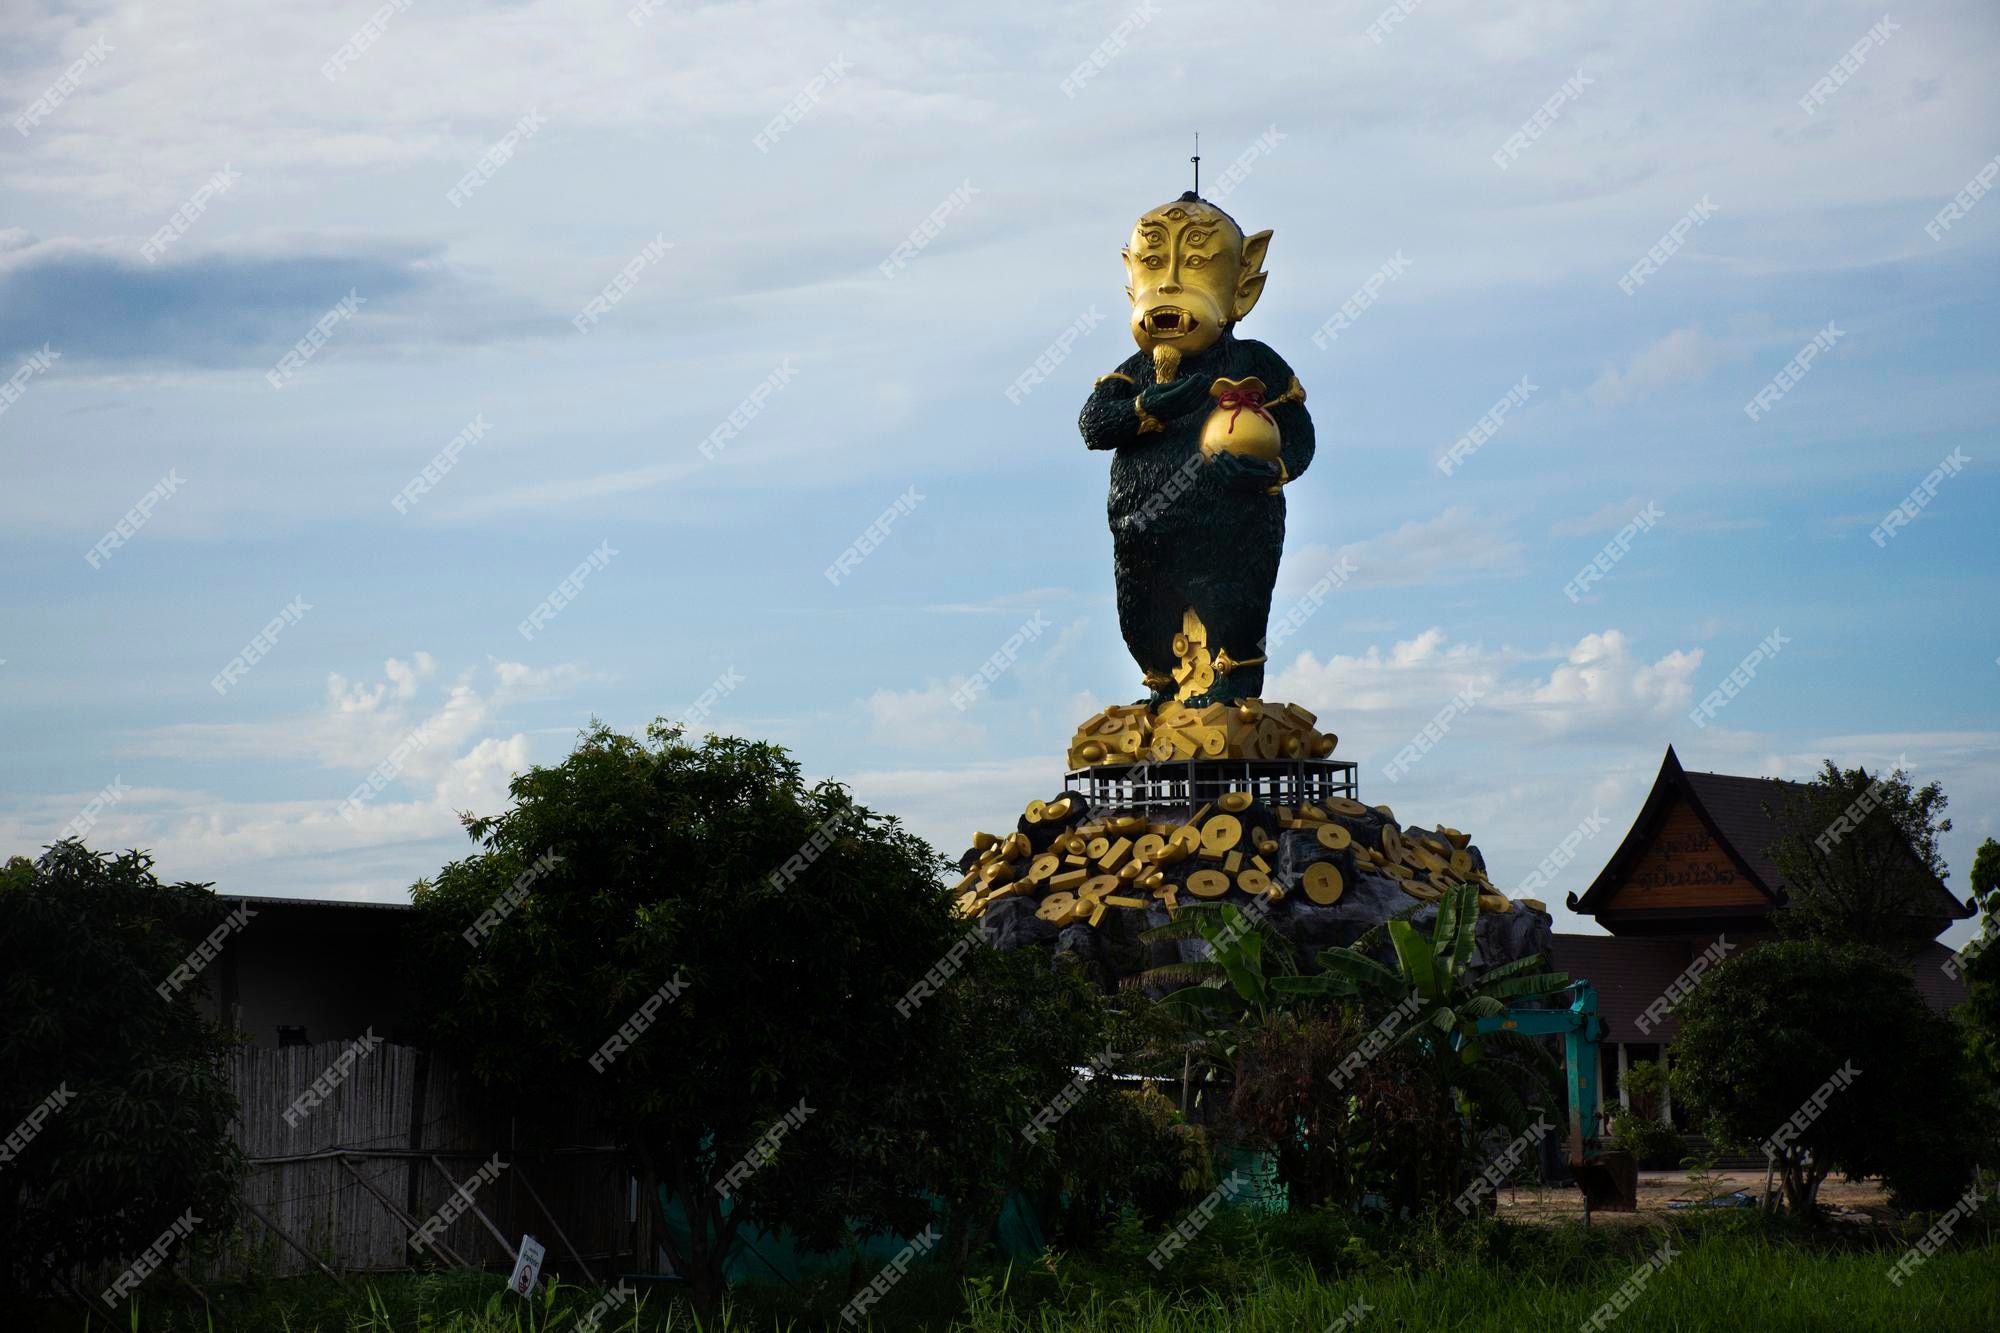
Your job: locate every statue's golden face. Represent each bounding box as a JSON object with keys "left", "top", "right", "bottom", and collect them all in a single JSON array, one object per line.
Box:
[{"left": 1122, "top": 199, "right": 1272, "bottom": 360}]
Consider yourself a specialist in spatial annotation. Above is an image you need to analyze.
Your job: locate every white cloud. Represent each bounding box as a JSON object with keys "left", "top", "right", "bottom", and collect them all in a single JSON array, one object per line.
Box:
[
  {"left": 1282, "top": 507, "right": 1527, "bottom": 597},
  {"left": 1587, "top": 326, "right": 1718, "bottom": 406}
]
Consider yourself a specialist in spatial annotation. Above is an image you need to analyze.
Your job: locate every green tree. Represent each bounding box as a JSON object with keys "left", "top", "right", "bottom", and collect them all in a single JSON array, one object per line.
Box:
[
  {"left": 1956, "top": 837, "right": 2000, "bottom": 1091},
  {"left": 1768, "top": 759, "right": 1954, "bottom": 959},
  {"left": 1668, "top": 939, "right": 1979, "bottom": 1217},
  {"left": 408, "top": 721, "right": 1099, "bottom": 1311},
  {"left": 0, "top": 843, "right": 244, "bottom": 1299}
]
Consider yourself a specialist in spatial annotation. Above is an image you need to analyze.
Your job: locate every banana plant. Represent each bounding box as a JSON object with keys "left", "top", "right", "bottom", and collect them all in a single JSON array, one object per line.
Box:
[{"left": 1274, "top": 882, "right": 1570, "bottom": 1134}]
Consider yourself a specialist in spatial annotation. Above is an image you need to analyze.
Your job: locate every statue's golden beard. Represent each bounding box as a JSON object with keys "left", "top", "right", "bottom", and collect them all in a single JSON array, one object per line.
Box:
[{"left": 1152, "top": 344, "right": 1181, "bottom": 381}]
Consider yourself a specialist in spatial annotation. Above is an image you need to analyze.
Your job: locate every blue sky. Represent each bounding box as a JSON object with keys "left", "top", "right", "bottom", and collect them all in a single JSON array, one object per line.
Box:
[{"left": 2, "top": 0, "right": 1994, "bottom": 946}]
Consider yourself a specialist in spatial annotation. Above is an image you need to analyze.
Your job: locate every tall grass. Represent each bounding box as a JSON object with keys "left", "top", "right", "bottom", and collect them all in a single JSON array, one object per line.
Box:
[{"left": 35, "top": 1215, "right": 2000, "bottom": 1332}]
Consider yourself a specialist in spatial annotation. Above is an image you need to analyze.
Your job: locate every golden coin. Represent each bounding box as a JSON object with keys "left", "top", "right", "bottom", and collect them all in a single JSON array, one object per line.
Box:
[
  {"left": 1185, "top": 868, "right": 1230, "bottom": 899},
  {"left": 1168, "top": 824, "right": 1203, "bottom": 854},
  {"left": 1449, "top": 850, "right": 1474, "bottom": 878},
  {"left": 1382, "top": 863, "right": 1412, "bottom": 881},
  {"left": 1078, "top": 874, "right": 1121, "bottom": 901},
  {"left": 1303, "top": 861, "right": 1343, "bottom": 906},
  {"left": 1326, "top": 797, "right": 1368, "bottom": 817},
  {"left": 1237, "top": 868, "right": 1271, "bottom": 896},
  {"left": 1380, "top": 824, "right": 1405, "bottom": 862},
  {"left": 1315, "top": 823, "right": 1353, "bottom": 852},
  {"left": 1035, "top": 892, "right": 1077, "bottom": 923},
  {"left": 1428, "top": 870, "right": 1455, "bottom": 894},
  {"left": 1217, "top": 791, "right": 1253, "bottom": 813},
  {"left": 1478, "top": 893, "right": 1512, "bottom": 914},
  {"left": 1172, "top": 632, "right": 1190, "bottom": 657},
  {"left": 1086, "top": 836, "right": 1112, "bottom": 859},
  {"left": 1401, "top": 879, "right": 1439, "bottom": 902},
  {"left": 1028, "top": 853, "right": 1061, "bottom": 883},
  {"left": 1200, "top": 815, "right": 1243, "bottom": 854},
  {"left": 1133, "top": 833, "right": 1166, "bottom": 861},
  {"left": 1024, "top": 799, "right": 1047, "bottom": 824}
]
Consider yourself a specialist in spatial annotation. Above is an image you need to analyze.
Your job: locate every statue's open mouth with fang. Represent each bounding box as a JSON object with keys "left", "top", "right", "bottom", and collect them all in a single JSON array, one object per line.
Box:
[{"left": 1146, "top": 307, "right": 1196, "bottom": 339}]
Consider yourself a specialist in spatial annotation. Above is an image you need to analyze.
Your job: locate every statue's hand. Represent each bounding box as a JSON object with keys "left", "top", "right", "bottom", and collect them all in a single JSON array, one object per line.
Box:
[
  {"left": 1137, "top": 374, "right": 1212, "bottom": 422},
  {"left": 1208, "top": 449, "right": 1283, "bottom": 492}
]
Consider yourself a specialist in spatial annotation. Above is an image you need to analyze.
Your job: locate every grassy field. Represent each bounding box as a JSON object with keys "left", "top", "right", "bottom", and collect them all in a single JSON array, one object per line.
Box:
[{"left": 28, "top": 1211, "right": 2000, "bottom": 1332}]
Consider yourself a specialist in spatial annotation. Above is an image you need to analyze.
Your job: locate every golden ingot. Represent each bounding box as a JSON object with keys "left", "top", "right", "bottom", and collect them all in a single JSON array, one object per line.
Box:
[
  {"left": 1028, "top": 853, "right": 1061, "bottom": 883},
  {"left": 1237, "top": 868, "right": 1272, "bottom": 896},
  {"left": 1478, "top": 893, "right": 1512, "bottom": 914},
  {"left": 1224, "top": 850, "right": 1243, "bottom": 873},
  {"left": 1522, "top": 898, "right": 1547, "bottom": 914},
  {"left": 1200, "top": 376, "right": 1282, "bottom": 463},
  {"left": 1048, "top": 868, "right": 1088, "bottom": 890},
  {"left": 1106, "top": 894, "right": 1147, "bottom": 909},
  {"left": 955, "top": 891, "right": 980, "bottom": 916},
  {"left": 1185, "top": 868, "right": 1230, "bottom": 899},
  {"left": 1285, "top": 703, "right": 1318, "bottom": 727},
  {"left": 1171, "top": 632, "right": 1191, "bottom": 657},
  {"left": 1118, "top": 860, "right": 1146, "bottom": 881},
  {"left": 1089, "top": 901, "right": 1107, "bottom": 928},
  {"left": 1123, "top": 195, "right": 1271, "bottom": 364},
  {"left": 1046, "top": 797, "right": 1073, "bottom": 821},
  {"left": 1003, "top": 832, "right": 1031, "bottom": 859},
  {"left": 1311, "top": 735, "right": 1338, "bottom": 758},
  {"left": 1256, "top": 837, "right": 1278, "bottom": 856},
  {"left": 1251, "top": 854, "right": 1271, "bottom": 873},
  {"left": 1443, "top": 827, "right": 1470, "bottom": 850},
  {"left": 1217, "top": 790, "right": 1253, "bottom": 814},
  {"left": 971, "top": 831, "right": 999, "bottom": 850},
  {"left": 1283, "top": 735, "right": 1304, "bottom": 757},
  {"left": 1298, "top": 803, "right": 1328, "bottom": 823},
  {"left": 1303, "top": 861, "right": 1344, "bottom": 906},
  {"left": 1314, "top": 823, "right": 1353, "bottom": 852},
  {"left": 1133, "top": 833, "right": 1167, "bottom": 862},
  {"left": 1099, "top": 837, "right": 1134, "bottom": 870},
  {"left": 980, "top": 861, "right": 1015, "bottom": 886},
  {"left": 1036, "top": 891, "right": 1078, "bottom": 924},
  {"left": 1076, "top": 741, "right": 1106, "bottom": 763},
  {"left": 1200, "top": 815, "right": 1242, "bottom": 854}
]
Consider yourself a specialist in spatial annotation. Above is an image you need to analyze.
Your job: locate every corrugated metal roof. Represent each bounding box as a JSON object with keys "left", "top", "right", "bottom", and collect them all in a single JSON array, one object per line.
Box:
[{"left": 217, "top": 893, "right": 411, "bottom": 911}]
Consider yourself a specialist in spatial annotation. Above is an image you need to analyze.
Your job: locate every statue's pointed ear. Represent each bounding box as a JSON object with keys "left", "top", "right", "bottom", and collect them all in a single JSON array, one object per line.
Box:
[{"left": 1235, "top": 230, "right": 1273, "bottom": 319}]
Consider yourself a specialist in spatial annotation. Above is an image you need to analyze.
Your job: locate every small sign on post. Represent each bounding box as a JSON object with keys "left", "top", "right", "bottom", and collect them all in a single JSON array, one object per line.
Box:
[{"left": 508, "top": 1233, "right": 546, "bottom": 1297}]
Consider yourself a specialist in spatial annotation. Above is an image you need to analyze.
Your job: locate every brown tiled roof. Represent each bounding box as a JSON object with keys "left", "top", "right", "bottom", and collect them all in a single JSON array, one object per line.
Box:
[
  {"left": 1572, "top": 748, "right": 1971, "bottom": 928},
  {"left": 1911, "top": 940, "right": 1972, "bottom": 1014},
  {"left": 1549, "top": 932, "right": 1704, "bottom": 1044},
  {"left": 1677, "top": 769, "right": 1807, "bottom": 896}
]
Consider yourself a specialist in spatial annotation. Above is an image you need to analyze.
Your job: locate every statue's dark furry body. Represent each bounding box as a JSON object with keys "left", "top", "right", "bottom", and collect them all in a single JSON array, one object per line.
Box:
[{"left": 1079, "top": 330, "right": 1315, "bottom": 701}]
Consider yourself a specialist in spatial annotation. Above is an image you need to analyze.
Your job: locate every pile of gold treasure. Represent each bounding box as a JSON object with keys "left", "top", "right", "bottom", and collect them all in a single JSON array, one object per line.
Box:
[{"left": 953, "top": 784, "right": 1546, "bottom": 930}]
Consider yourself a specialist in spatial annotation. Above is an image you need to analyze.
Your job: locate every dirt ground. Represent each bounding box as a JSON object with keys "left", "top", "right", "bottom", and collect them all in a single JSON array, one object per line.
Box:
[{"left": 1495, "top": 1170, "right": 1893, "bottom": 1226}]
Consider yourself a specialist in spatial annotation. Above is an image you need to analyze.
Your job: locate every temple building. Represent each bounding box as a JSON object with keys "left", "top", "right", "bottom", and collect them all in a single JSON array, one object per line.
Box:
[{"left": 1549, "top": 746, "right": 1974, "bottom": 1130}]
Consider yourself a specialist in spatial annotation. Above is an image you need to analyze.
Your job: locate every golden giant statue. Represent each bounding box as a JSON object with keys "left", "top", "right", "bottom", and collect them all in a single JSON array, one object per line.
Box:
[{"left": 1078, "top": 192, "right": 1315, "bottom": 710}]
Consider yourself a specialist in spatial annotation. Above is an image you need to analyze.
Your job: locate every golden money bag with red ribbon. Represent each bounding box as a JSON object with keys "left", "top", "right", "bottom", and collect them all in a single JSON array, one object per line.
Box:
[{"left": 1199, "top": 375, "right": 1282, "bottom": 462}]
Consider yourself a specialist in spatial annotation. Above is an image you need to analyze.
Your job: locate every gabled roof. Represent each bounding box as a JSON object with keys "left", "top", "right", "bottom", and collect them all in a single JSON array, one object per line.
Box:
[
  {"left": 1569, "top": 747, "right": 1972, "bottom": 928},
  {"left": 1567, "top": 746, "right": 1786, "bottom": 919}
]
